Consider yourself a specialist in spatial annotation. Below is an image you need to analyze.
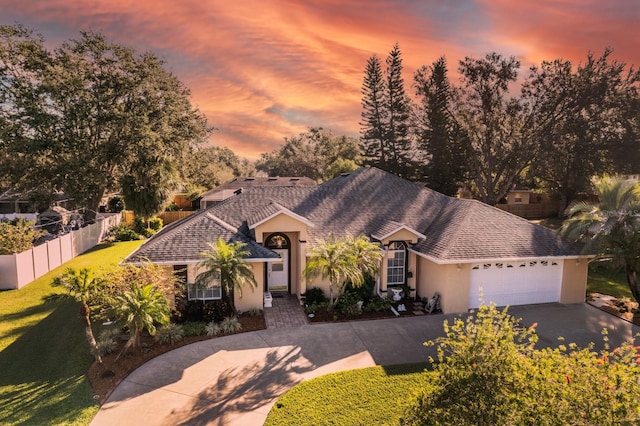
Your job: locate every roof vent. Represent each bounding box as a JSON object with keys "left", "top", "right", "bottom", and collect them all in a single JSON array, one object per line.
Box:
[
  {"left": 340, "top": 172, "right": 350, "bottom": 177},
  {"left": 245, "top": 177, "right": 255, "bottom": 181},
  {"left": 268, "top": 177, "right": 278, "bottom": 181},
  {"left": 233, "top": 188, "right": 243, "bottom": 195},
  {"left": 290, "top": 178, "right": 300, "bottom": 181}
]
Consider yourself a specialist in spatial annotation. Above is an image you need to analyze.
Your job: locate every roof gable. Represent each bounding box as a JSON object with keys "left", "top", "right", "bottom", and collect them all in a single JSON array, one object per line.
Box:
[
  {"left": 371, "top": 220, "right": 426, "bottom": 242},
  {"left": 247, "top": 201, "right": 314, "bottom": 229}
]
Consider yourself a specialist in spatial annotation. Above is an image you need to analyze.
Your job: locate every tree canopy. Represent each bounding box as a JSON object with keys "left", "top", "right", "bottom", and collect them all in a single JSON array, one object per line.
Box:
[{"left": 0, "top": 25, "right": 209, "bottom": 219}]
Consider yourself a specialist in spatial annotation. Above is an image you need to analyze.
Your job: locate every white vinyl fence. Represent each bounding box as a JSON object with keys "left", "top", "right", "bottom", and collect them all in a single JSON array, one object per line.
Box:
[{"left": 0, "top": 213, "right": 121, "bottom": 290}]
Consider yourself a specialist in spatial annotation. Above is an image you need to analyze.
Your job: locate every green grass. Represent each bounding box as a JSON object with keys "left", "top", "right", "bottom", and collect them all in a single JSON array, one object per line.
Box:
[
  {"left": 587, "top": 263, "right": 631, "bottom": 299},
  {"left": 265, "top": 363, "right": 431, "bottom": 426},
  {"left": 0, "top": 241, "right": 143, "bottom": 425}
]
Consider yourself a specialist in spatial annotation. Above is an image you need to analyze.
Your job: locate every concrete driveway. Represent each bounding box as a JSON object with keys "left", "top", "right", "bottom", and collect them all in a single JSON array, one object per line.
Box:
[{"left": 90, "top": 303, "right": 639, "bottom": 426}]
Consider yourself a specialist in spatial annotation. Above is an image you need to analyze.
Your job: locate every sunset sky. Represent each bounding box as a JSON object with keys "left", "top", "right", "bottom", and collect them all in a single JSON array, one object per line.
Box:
[{"left": 1, "top": 1, "right": 638, "bottom": 160}]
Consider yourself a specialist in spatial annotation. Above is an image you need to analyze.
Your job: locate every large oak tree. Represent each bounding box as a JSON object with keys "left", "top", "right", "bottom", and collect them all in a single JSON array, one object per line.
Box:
[{"left": 0, "top": 25, "right": 209, "bottom": 220}]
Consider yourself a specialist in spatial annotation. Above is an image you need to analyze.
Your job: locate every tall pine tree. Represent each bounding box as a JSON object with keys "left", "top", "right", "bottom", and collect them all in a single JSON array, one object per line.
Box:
[
  {"left": 360, "top": 44, "right": 414, "bottom": 178},
  {"left": 414, "top": 56, "right": 469, "bottom": 195},
  {"left": 360, "top": 55, "right": 387, "bottom": 168}
]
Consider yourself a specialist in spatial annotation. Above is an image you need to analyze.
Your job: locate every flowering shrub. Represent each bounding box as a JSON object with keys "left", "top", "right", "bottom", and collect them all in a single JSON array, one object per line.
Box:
[{"left": 401, "top": 304, "right": 640, "bottom": 425}]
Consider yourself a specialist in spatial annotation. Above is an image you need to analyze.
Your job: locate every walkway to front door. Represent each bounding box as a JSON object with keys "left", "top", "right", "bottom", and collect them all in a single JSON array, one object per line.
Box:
[{"left": 264, "top": 294, "right": 309, "bottom": 328}]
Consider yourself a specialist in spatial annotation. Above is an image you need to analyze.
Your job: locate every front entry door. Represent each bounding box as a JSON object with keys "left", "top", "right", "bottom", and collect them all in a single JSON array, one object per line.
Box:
[{"left": 268, "top": 248, "right": 289, "bottom": 292}]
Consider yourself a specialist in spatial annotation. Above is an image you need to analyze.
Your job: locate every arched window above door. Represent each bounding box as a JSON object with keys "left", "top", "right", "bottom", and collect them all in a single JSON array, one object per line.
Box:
[{"left": 265, "top": 233, "right": 290, "bottom": 249}]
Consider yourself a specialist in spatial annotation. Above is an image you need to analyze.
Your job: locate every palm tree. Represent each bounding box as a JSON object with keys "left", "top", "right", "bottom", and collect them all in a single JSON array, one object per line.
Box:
[
  {"left": 303, "top": 235, "right": 366, "bottom": 307},
  {"left": 50, "top": 267, "right": 104, "bottom": 363},
  {"left": 346, "top": 234, "right": 384, "bottom": 277},
  {"left": 196, "top": 238, "right": 258, "bottom": 315},
  {"left": 114, "top": 283, "right": 170, "bottom": 356},
  {"left": 559, "top": 176, "right": 640, "bottom": 302}
]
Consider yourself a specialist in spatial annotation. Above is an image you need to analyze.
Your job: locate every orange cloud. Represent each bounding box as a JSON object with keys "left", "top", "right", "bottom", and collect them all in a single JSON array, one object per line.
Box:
[{"left": 0, "top": 0, "right": 637, "bottom": 159}]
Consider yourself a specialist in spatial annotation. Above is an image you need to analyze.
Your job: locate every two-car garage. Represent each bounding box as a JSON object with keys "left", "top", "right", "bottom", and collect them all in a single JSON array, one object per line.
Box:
[{"left": 468, "top": 259, "right": 564, "bottom": 309}]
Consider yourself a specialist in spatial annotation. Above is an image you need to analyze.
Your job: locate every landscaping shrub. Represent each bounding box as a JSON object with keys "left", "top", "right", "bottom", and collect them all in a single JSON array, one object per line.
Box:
[
  {"left": 0, "top": 218, "right": 46, "bottom": 254},
  {"left": 336, "top": 290, "right": 362, "bottom": 317},
  {"left": 96, "top": 328, "right": 120, "bottom": 356},
  {"left": 154, "top": 323, "right": 184, "bottom": 345},
  {"left": 344, "top": 273, "right": 375, "bottom": 304},
  {"left": 243, "top": 307, "right": 262, "bottom": 317},
  {"left": 220, "top": 316, "right": 242, "bottom": 334},
  {"left": 179, "top": 300, "right": 233, "bottom": 323},
  {"left": 401, "top": 304, "right": 640, "bottom": 425},
  {"left": 205, "top": 321, "right": 221, "bottom": 337},
  {"left": 363, "top": 296, "right": 391, "bottom": 313},
  {"left": 303, "top": 287, "right": 328, "bottom": 306},
  {"left": 107, "top": 223, "right": 140, "bottom": 241},
  {"left": 148, "top": 217, "right": 163, "bottom": 231},
  {"left": 182, "top": 321, "right": 207, "bottom": 336}
]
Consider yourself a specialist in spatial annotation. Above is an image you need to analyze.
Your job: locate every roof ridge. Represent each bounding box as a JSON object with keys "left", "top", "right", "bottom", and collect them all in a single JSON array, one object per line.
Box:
[{"left": 205, "top": 212, "right": 239, "bottom": 233}]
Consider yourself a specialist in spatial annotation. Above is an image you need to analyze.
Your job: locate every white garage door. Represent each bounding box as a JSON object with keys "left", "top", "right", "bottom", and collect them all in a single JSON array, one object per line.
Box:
[{"left": 469, "top": 259, "right": 563, "bottom": 309}]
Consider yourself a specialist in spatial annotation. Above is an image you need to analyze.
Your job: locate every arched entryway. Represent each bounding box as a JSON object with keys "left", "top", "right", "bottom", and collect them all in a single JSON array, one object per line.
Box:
[{"left": 265, "top": 233, "right": 290, "bottom": 293}]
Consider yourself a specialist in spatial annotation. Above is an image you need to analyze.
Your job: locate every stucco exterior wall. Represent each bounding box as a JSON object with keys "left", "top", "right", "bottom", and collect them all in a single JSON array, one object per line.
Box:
[
  {"left": 560, "top": 259, "right": 588, "bottom": 304},
  {"left": 415, "top": 257, "right": 471, "bottom": 314},
  {"left": 253, "top": 214, "right": 309, "bottom": 243},
  {"left": 235, "top": 263, "right": 265, "bottom": 311},
  {"left": 381, "top": 229, "right": 422, "bottom": 245}
]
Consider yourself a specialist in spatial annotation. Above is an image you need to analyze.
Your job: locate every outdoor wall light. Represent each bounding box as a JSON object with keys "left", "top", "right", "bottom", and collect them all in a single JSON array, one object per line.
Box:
[{"left": 456, "top": 263, "right": 462, "bottom": 272}]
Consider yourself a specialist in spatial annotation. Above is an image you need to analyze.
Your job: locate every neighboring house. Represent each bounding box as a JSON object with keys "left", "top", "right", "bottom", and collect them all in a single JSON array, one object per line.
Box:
[
  {"left": 199, "top": 176, "right": 317, "bottom": 209},
  {"left": 125, "top": 168, "right": 591, "bottom": 314}
]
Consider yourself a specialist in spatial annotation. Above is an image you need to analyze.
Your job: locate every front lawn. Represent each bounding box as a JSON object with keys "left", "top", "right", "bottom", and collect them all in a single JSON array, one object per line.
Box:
[
  {"left": 587, "top": 262, "right": 631, "bottom": 299},
  {"left": 0, "top": 240, "right": 143, "bottom": 425},
  {"left": 265, "top": 363, "right": 431, "bottom": 426}
]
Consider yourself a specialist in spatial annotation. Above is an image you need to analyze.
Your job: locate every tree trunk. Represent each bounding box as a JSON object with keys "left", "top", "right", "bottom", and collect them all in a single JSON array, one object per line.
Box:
[{"left": 81, "top": 303, "right": 102, "bottom": 363}]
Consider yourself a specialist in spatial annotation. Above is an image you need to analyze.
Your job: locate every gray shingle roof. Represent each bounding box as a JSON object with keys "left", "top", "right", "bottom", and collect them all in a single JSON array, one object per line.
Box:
[
  {"left": 126, "top": 167, "right": 581, "bottom": 265},
  {"left": 125, "top": 211, "right": 279, "bottom": 264}
]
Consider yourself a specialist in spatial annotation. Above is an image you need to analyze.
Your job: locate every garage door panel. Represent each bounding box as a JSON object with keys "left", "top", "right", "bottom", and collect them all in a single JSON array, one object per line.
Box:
[{"left": 469, "top": 260, "right": 563, "bottom": 309}]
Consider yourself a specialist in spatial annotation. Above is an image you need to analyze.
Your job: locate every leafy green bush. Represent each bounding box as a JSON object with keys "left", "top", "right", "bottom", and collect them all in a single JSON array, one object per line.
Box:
[
  {"left": 336, "top": 291, "right": 361, "bottom": 317},
  {"left": 344, "top": 273, "right": 376, "bottom": 304},
  {"left": 220, "top": 316, "right": 242, "bottom": 334},
  {"left": 182, "top": 321, "right": 207, "bottom": 336},
  {"left": 179, "top": 300, "right": 233, "bottom": 323},
  {"left": 243, "top": 307, "right": 262, "bottom": 317},
  {"left": 154, "top": 323, "right": 184, "bottom": 345},
  {"left": 303, "top": 287, "right": 328, "bottom": 306},
  {"left": 205, "top": 321, "right": 221, "bottom": 336},
  {"left": 148, "top": 217, "right": 163, "bottom": 231},
  {"left": 106, "top": 223, "right": 141, "bottom": 241},
  {"left": 0, "top": 218, "right": 46, "bottom": 254},
  {"left": 363, "top": 296, "right": 391, "bottom": 312},
  {"left": 401, "top": 304, "right": 640, "bottom": 425},
  {"left": 305, "top": 301, "right": 330, "bottom": 315}
]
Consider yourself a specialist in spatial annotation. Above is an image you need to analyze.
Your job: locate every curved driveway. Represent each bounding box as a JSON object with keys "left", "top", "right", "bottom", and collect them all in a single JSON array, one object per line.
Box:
[{"left": 91, "top": 304, "right": 639, "bottom": 426}]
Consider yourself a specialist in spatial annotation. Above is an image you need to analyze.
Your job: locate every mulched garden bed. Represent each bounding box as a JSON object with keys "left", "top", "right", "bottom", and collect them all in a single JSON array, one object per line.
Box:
[
  {"left": 307, "top": 298, "right": 441, "bottom": 323},
  {"left": 587, "top": 292, "right": 640, "bottom": 326},
  {"left": 88, "top": 314, "right": 266, "bottom": 405}
]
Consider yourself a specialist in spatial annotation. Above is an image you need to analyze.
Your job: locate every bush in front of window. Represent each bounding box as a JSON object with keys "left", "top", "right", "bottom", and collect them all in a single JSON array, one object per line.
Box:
[
  {"left": 178, "top": 300, "right": 233, "bottom": 323},
  {"left": 182, "top": 321, "right": 207, "bottom": 336},
  {"left": 154, "top": 323, "right": 184, "bottom": 345}
]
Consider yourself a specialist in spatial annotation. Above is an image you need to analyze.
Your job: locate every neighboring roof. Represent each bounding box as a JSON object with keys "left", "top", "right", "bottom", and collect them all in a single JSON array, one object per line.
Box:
[
  {"left": 125, "top": 211, "right": 280, "bottom": 264},
  {"left": 200, "top": 176, "right": 316, "bottom": 200},
  {"left": 126, "top": 167, "right": 583, "bottom": 265}
]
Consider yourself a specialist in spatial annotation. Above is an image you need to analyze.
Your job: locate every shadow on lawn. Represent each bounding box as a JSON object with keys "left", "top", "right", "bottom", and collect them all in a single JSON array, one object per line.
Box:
[{"left": 0, "top": 299, "right": 97, "bottom": 424}]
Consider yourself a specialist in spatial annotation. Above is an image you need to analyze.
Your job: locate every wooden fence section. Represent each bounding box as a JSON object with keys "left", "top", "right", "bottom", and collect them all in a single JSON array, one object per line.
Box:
[
  {"left": 0, "top": 213, "right": 121, "bottom": 290},
  {"left": 496, "top": 202, "right": 560, "bottom": 219},
  {"left": 122, "top": 210, "right": 195, "bottom": 226}
]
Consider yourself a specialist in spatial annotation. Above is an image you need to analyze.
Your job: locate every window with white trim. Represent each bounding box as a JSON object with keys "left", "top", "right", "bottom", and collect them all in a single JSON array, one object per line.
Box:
[
  {"left": 188, "top": 269, "right": 222, "bottom": 300},
  {"left": 387, "top": 241, "right": 406, "bottom": 286}
]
